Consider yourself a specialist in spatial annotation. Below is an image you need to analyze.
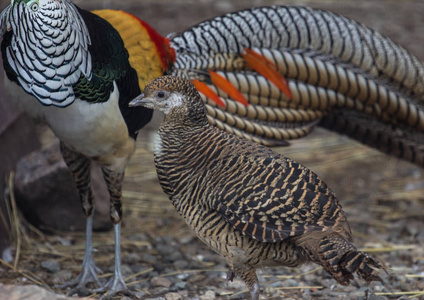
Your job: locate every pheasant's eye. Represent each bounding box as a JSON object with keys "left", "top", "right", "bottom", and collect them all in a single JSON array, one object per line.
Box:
[
  {"left": 157, "top": 91, "right": 165, "bottom": 98},
  {"left": 30, "top": 2, "right": 39, "bottom": 11}
]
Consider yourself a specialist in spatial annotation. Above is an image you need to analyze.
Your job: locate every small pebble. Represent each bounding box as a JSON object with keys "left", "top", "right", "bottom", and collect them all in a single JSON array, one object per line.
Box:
[
  {"left": 51, "top": 269, "right": 73, "bottom": 283},
  {"left": 40, "top": 259, "right": 60, "bottom": 273},
  {"left": 123, "top": 252, "right": 140, "bottom": 264},
  {"left": 165, "top": 292, "right": 182, "bottom": 300},
  {"left": 152, "top": 287, "right": 171, "bottom": 295},
  {"left": 173, "top": 281, "right": 188, "bottom": 290},
  {"left": 151, "top": 276, "right": 172, "bottom": 288},
  {"left": 143, "top": 253, "right": 158, "bottom": 264},
  {"left": 167, "top": 251, "right": 183, "bottom": 262},
  {"left": 173, "top": 259, "right": 189, "bottom": 269},
  {"left": 135, "top": 291, "right": 149, "bottom": 298},
  {"left": 200, "top": 290, "right": 216, "bottom": 300}
]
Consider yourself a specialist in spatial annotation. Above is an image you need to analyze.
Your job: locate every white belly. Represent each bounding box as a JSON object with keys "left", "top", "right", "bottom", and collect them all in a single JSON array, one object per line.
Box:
[{"left": 6, "top": 78, "right": 135, "bottom": 170}]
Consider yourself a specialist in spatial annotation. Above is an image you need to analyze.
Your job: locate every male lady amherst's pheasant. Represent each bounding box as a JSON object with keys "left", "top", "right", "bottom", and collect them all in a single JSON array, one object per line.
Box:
[
  {"left": 0, "top": 0, "right": 422, "bottom": 296},
  {"left": 129, "top": 75, "right": 389, "bottom": 300}
]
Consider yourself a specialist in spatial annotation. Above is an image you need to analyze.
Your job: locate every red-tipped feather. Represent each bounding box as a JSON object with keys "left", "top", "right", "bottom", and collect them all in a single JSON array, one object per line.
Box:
[
  {"left": 242, "top": 48, "right": 292, "bottom": 99},
  {"left": 120, "top": 11, "right": 176, "bottom": 71},
  {"left": 192, "top": 79, "right": 226, "bottom": 108},
  {"left": 208, "top": 70, "right": 249, "bottom": 106}
]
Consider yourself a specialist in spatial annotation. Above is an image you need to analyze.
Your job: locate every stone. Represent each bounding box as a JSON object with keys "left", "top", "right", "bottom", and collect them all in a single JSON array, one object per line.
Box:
[
  {"left": 200, "top": 290, "right": 216, "bottom": 299},
  {"left": 13, "top": 142, "right": 111, "bottom": 232},
  {"left": 40, "top": 259, "right": 61, "bottom": 273},
  {"left": 0, "top": 283, "right": 91, "bottom": 300},
  {"left": 151, "top": 276, "right": 173, "bottom": 288},
  {"left": 173, "top": 281, "right": 188, "bottom": 290},
  {"left": 165, "top": 292, "right": 182, "bottom": 300}
]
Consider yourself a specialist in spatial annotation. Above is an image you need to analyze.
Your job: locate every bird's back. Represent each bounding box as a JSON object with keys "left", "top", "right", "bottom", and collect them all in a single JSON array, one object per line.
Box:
[{"left": 155, "top": 120, "right": 351, "bottom": 245}]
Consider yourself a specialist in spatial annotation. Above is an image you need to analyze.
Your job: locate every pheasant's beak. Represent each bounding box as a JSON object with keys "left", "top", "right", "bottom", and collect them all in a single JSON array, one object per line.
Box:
[
  {"left": 129, "top": 94, "right": 154, "bottom": 108},
  {"left": 129, "top": 94, "right": 145, "bottom": 107}
]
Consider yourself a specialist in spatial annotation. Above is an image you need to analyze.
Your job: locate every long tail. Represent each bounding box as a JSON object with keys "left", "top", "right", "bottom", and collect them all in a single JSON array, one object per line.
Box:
[
  {"left": 169, "top": 6, "right": 424, "bottom": 166},
  {"left": 320, "top": 111, "right": 424, "bottom": 167},
  {"left": 296, "top": 231, "right": 388, "bottom": 288},
  {"left": 95, "top": 6, "right": 424, "bottom": 167}
]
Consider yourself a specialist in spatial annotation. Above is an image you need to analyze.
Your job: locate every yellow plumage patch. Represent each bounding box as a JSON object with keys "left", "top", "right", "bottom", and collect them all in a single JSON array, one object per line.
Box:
[{"left": 92, "top": 9, "right": 172, "bottom": 90}]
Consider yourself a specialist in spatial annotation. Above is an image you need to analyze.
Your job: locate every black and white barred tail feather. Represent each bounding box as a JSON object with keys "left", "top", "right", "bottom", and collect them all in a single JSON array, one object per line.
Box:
[{"left": 169, "top": 5, "right": 424, "bottom": 166}]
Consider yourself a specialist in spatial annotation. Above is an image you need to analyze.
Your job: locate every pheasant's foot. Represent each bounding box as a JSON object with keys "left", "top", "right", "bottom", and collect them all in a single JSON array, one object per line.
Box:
[
  {"left": 56, "top": 257, "right": 102, "bottom": 296},
  {"left": 93, "top": 273, "right": 132, "bottom": 299}
]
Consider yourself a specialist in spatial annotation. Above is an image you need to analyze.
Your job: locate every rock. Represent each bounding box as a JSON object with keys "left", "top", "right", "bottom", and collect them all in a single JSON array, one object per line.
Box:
[
  {"left": 166, "top": 251, "right": 183, "bottom": 262},
  {"left": 142, "top": 253, "right": 158, "bottom": 264},
  {"left": 14, "top": 142, "right": 111, "bottom": 232},
  {"left": 173, "top": 281, "right": 188, "bottom": 290},
  {"left": 165, "top": 292, "right": 182, "bottom": 300},
  {"left": 173, "top": 259, "right": 189, "bottom": 270},
  {"left": 152, "top": 287, "right": 171, "bottom": 295},
  {"left": 151, "top": 276, "right": 172, "bottom": 288},
  {"left": 135, "top": 291, "right": 149, "bottom": 298},
  {"left": 40, "top": 259, "right": 61, "bottom": 273},
  {"left": 51, "top": 270, "right": 73, "bottom": 284},
  {"left": 200, "top": 290, "right": 216, "bottom": 300},
  {"left": 0, "top": 283, "right": 91, "bottom": 300}
]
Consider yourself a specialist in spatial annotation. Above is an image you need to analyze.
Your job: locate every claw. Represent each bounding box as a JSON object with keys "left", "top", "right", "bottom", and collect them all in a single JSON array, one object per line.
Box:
[
  {"left": 93, "top": 274, "right": 132, "bottom": 299},
  {"left": 242, "top": 48, "right": 292, "bottom": 99},
  {"left": 55, "top": 258, "right": 102, "bottom": 292},
  {"left": 191, "top": 79, "right": 226, "bottom": 108},
  {"left": 226, "top": 268, "right": 235, "bottom": 285},
  {"left": 208, "top": 70, "right": 249, "bottom": 106}
]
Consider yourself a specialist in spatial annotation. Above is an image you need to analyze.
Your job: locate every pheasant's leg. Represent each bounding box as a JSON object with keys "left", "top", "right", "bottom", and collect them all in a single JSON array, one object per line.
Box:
[
  {"left": 93, "top": 167, "right": 130, "bottom": 296},
  {"left": 250, "top": 282, "right": 260, "bottom": 300},
  {"left": 235, "top": 265, "right": 260, "bottom": 300},
  {"left": 57, "top": 143, "right": 102, "bottom": 291}
]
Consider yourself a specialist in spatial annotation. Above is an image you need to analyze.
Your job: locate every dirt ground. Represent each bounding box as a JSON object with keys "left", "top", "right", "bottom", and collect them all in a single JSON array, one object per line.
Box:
[{"left": 0, "top": 0, "right": 423, "bottom": 299}]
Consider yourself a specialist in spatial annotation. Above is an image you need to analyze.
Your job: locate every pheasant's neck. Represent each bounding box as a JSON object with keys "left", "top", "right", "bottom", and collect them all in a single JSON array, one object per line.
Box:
[{"left": 153, "top": 121, "right": 213, "bottom": 196}]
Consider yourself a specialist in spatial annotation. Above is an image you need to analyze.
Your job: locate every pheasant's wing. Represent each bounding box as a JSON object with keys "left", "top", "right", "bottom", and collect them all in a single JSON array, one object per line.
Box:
[
  {"left": 169, "top": 5, "right": 424, "bottom": 156},
  {"left": 209, "top": 154, "right": 349, "bottom": 243}
]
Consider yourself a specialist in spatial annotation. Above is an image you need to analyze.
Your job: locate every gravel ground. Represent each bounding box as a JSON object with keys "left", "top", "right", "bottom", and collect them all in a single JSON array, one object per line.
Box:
[{"left": 0, "top": 1, "right": 423, "bottom": 299}]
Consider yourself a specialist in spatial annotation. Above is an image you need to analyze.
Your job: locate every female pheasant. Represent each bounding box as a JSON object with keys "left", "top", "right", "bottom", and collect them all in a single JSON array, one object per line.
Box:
[
  {"left": 0, "top": 0, "right": 421, "bottom": 297},
  {"left": 130, "top": 75, "right": 388, "bottom": 300}
]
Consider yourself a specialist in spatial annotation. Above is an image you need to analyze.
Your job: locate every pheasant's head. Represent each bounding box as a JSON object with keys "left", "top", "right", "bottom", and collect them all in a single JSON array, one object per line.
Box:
[
  {"left": 1, "top": 0, "right": 92, "bottom": 106},
  {"left": 7, "top": 0, "right": 73, "bottom": 34},
  {"left": 130, "top": 75, "right": 208, "bottom": 125}
]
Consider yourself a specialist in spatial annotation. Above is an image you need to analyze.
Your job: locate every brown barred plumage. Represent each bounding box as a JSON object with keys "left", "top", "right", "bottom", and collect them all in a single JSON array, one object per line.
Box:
[{"left": 130, "top": 75, "right": 388, "bottom": 299}]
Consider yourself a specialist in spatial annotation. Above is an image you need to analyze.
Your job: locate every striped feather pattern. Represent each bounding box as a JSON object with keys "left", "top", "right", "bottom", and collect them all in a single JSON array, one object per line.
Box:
[
  {"left": 169, "top": 5, "right": 424, "bottom": 165},
  {"left": 136, "top": 75, "right": 387, "bottom": 298}
]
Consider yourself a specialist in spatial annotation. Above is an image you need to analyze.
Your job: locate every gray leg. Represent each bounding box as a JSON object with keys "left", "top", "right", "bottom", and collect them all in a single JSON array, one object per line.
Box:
[
  {"left": 93, "top": 167, "right": 130, "bottom": 296},
  {"left": 250, "top": 282, "right": 260, "bottom": 300},
  {"left": 234, "top": 265, "right": 260, "bottom": 300},
  {"left": 57, "top": 142, "right": 102, "bottom": 291}
]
